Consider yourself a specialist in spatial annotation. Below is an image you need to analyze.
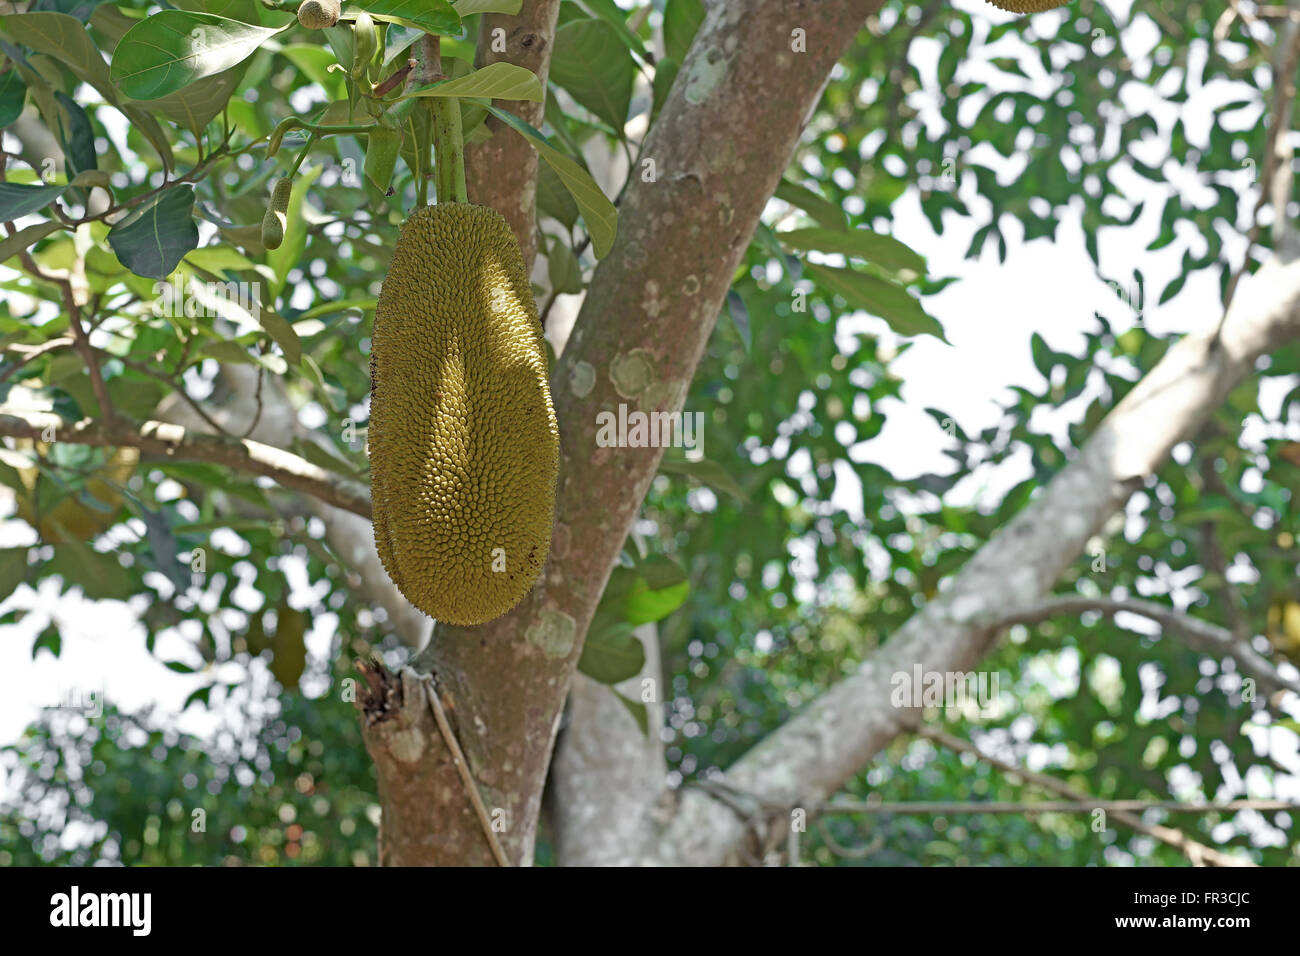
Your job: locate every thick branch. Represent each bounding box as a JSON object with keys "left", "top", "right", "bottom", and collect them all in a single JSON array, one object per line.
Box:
[
  {"left": 0, "top": 408, "right": 372, "bottom": 519},
  {"left": 642, "top": 253, "right": 1300, "bottom": 866},
  {"left": 993, "top": 595, "right": 1300, "bottom": 697}
]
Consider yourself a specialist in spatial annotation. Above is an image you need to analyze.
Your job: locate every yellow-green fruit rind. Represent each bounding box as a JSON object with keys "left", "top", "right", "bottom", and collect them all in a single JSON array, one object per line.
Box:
[
  {"left": 297, "top": 0, "right": 339, "bottom": 29},
  {"left": 984, "top": 0, "right": 1070, "bottom": 12},
  {"left": 262, "top": 178, "right": 291, "bottom": 250},
  {"left": 370, "top": 203, "right": 560, "bottom": 626}
]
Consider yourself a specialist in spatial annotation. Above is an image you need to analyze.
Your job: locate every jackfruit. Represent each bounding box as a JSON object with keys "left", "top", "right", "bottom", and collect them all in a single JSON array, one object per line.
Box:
[
  {"left": 985, "top": 0, "right": 1071, "bottom": 11},
  {"left": 262, "top": 178, "right": 292, "bottom": 250},
  {"left": 296, "top": 0, "right": 339, "bottom": 29},
  {"left": 15, "top": 445, "right": 138, "bottom": 543},
  {"left": 369, "top": 203, "right": 559, "bottom": 626}
]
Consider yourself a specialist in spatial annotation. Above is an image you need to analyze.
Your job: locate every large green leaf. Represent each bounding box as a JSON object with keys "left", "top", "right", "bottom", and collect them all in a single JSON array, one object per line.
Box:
[
  {"left": 135, "top": 61, "right": 248, "bottom": 134},
  {"left": 571, "top": 0, "right": 647, "bottom": 60},
  {"left": 808, "top": 263, "right": 947, "bottom": 342},
  {"left": 452, "top": 0, "right": 521, "bottom": 13},
  {"left": 0, "top": 182, "right": 67, "bottom": 220},
  {"left": 658, "top": 456, "right": 749, "bottom": 503},
  {"left": 662, "top": 0, "right": 704, "bottom": 64},
  {"left": 577, "top": 620, "right": 645, "bottom": 684},
  {"left": 550, "top": 18, "right": 633, "bottom": 131},
  {"left": 109, "top": 11, "right": 281, "bottom": 100},
  {"left": 358, "top": 0, "right": 461, "bottom": 36},
  {"left": 486, "top": 105, "right": 617, "bottom": 257},
  {"left": 400, "top": 62, "right": 543, "bottom": 102},
  {"left": 0, "top": 69, "right": 26, "bottom": 127},
  {"left": 1, "top": 12, "right": 115, "bottom": 100},
  {"left": 774, "top": 179, "right": 846, "bottom": 230},
  {"left": 107, "top": 185, "right": 199, "bottom": 279},
  {"left": 0, "top": 220, "right": 63, "bottom": 264},
  {"left": 778, "top": 227, "right": 926, "bottom": 275}
]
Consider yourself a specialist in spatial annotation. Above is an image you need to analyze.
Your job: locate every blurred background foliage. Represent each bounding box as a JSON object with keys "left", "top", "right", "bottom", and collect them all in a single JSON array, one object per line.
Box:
[{"left": 1, "top": 0, "right": 1297, "bottom": 864}]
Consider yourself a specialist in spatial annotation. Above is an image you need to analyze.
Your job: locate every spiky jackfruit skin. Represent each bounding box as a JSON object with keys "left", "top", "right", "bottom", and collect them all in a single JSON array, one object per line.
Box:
[
  {"left": 985, "top": 0, "right": 1070, "bottom": 12},
  {"left": 369, "top": 203, "right": 559, "bottom": 626}
]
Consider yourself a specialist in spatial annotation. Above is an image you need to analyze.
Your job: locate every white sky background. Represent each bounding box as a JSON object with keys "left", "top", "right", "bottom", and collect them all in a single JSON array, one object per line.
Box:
[{"left": 1, "top": 0, "right": 1298, "bottom": 817}]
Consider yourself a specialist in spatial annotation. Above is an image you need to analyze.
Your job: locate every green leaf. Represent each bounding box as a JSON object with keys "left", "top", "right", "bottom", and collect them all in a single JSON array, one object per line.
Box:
[
  {"left": 0, "top": 548, "right": 28, "bottom": 601},
  {"left": 808, "top": 263, "right": 947, "bottom": 342},
  {"left": 777, "top": 227, "right": 925, "bottom": 274},
  {"left": 658, "top": 455, "right": 749, "bottom": 503},
  {"left": 0, "top": 68, "right": 26, "bottom": 127},
  {"left": 614, "top": 691, "right": 650, "bottom": 736},
  {"left": 571, "top": 0, "right": 648, "bottom": 60},
  {"left": 486, "top": 105, "right": 618, "bottom": 257},
  {"left": 29, "top": 0, "right": 110, "bottom": 22},
  {"left": 663, "top": 0, "right": 704, "bottom": 63},
  {"left": 48, "top": 538, "right": 131, "bottom": 600},
  {"left": 577, "top": 620, "right": 645, "bottom": 684},
  {"left": 623, "top": 556, "right": 688, "bottom": 625},
  {"left": 33, "top": 624, "right": 61, "bottom": 659},
  {"left": 257, "top": 308, "right": 303, "bottom": 367},
  {"left": 452, "top": 0, "right": 521, "bottom": 14},
  {"left": 183, "top": 684, "right": 213, "bottom": 709},
  {"left": 109, "top": 11, "right": 281, "bottom": 100},
  {"left": 0, "top": 220, "right": 62, "bottom": 264},
  {"left": 53, "top": 91, "right": 96, "bottom": 183},
  {"left": 139, "top": 61, "right": 249, "bottom": 134},
  {"left": 725, "top": 288, "right": 750, "bottom": 351},
  {"left": 550, "top": 18, "right": 633, "bottom": 130},
  {"left": 1, "top": 12, "right": 116, "bottom": 100},
  {"left": 0, "top": 182, "right": 66, "bottom": 220},
  {"left": 547, "top": 236, "right": 582, "bottom": 294},
  {"left": 650, "top": 58, "right": 678, "bottom": 120},
  {"left": 107, "top": 186, "right": 199, "bottom": 280},
  {"left": 400, "top": 61, "right": 543, "bottom": 102},
  {"left": 774, "top": 178, "right": 846, "bottom": 230},
  {"left": 359, "top": 0, "right": 461, "bottom": 36},
  {"left": 535, "top": 158, "right": 578, "bottom": 228}
]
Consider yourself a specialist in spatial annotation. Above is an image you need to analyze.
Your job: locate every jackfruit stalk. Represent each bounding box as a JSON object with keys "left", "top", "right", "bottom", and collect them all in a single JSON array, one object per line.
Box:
[{"left": 369, "top": 203, "right": 559, "bottom": 626}]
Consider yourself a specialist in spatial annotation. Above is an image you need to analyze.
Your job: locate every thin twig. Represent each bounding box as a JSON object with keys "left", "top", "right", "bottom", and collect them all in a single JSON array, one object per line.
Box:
[
  {"left": 13, "top": 246, "right": 115, "bottom": 422},
  {"left": 422, "top": 675, "right": 510, "bottom": 867},
  {"left": 912, "top": 724, "right": 1254, "bottom": 867},
  {"left": 989, "top": 594, "right": 1300, "bottom": 697},
  {"left": 0, "top": 337, "right": 74, "bottom": 385},
  {"left": 0, "top": 408, "right": 373, "bottom": 519}
]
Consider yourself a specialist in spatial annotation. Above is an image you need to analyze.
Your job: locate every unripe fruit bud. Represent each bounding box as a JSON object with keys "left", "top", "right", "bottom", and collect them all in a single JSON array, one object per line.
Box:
[
  {"left": 351, "top": 11, "right": 377, "bottom": 80},
  {"left": 297, "top": 0, "right": 340, "bottom": 29},
  {"left": 262, "top": 177, "right": 292, "bottom": 250}
]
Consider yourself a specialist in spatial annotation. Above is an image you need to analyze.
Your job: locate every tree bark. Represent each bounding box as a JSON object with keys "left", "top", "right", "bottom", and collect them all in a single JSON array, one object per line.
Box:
[
  {"left": 465, "top": 0, "right": 563, "bottom": 272},
  {"left": 363, "top": 0, "right": 885, "bottom": 865}
]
